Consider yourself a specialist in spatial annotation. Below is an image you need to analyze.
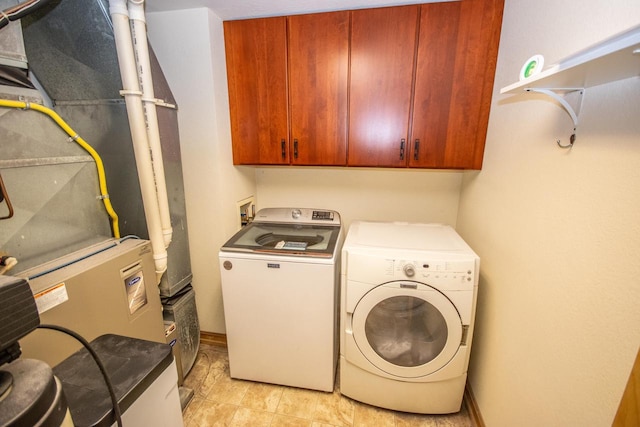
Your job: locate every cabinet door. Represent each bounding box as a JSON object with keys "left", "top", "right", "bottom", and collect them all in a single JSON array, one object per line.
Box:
[
  {"left": 409, "top": 0, "right": 504, "bottom": 169},
  {"left": 224, "top": 17, "right": 289, "bottom": 165},
  {"left": 289, "top": 12, "right": 349, "bottom": 166},
  {"left": 348, "top": 6, "right": 419, "bottom": 167}
]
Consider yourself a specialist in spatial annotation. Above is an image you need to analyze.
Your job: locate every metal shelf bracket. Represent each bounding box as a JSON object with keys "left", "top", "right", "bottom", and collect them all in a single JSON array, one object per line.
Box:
[{"left": 525, "top": 87, "right": 584, "bottom": 149}]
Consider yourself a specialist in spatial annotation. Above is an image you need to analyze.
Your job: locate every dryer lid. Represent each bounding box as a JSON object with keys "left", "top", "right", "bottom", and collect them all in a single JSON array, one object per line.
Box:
[{"left": 345, "top": 221, "right": 477, "bottom": 255}]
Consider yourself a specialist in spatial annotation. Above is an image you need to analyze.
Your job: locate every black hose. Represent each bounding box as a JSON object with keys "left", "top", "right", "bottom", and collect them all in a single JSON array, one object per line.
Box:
[
  {"left": 37, "top": 324, "right": 123, "bottom": 427},
  {"left": 0, "top": 0, "right": 53, "bottom": 30}
]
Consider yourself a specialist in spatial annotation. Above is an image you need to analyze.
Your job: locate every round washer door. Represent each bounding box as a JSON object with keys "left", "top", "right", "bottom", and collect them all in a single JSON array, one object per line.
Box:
[{"left": 351, "top": 281, "right": 463, "bottom": 378}]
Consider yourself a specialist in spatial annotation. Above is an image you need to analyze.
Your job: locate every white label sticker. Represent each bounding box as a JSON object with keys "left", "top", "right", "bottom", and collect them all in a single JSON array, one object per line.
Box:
[
  {"left": 33, "top": 282, "right": 69, "bottom": 314},
  {"left": 125, "top": 269, "right": 147, "bottom": 314},
  {"left": 283, "top": 241, "right": 307, "bottom": 250}
]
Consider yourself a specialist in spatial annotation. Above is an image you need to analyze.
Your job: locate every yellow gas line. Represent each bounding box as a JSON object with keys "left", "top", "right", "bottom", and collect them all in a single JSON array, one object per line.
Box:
[{"left": 0, "top": 99, "right": 121, "bottom": 238}]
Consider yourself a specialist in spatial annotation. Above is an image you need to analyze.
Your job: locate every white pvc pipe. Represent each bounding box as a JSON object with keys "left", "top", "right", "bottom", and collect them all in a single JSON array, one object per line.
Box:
[
  {"left": 128, "top": 0, "right": 173, "bottom": 248},
  {"left": 109, "top": 0, "right": 167, "bottom": 282}
]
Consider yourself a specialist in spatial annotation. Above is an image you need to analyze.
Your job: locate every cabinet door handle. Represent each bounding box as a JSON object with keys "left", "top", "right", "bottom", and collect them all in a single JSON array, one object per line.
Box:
[
  {"left": 294, "top": 139, "right": 299, "bottom": 159},
  {"left": 281, "top": 139, "right": 286, "bottom": 159},
  {"left": 414, "top": 139, "right": 420, "bottom": 161},
  {"left": 400, "top": 139, "right": 406, "bottom": 160}
]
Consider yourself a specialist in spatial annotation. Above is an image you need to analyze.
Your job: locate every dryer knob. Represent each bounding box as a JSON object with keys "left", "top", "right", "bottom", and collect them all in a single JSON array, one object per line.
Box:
[
  {"left": 403, "top": 264, "right": 416, "bottom": 277},
  {"left": 291, "top": 209, "right": 302, "bottom": 219}
]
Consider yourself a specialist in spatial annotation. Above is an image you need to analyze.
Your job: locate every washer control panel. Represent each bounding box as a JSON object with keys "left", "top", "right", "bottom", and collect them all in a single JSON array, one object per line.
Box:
[
  {"left": 254, "top": 207, "right": 341, "bottom": 226},
  {"left": 311, "top": 210, "right": 335, "bottom": 221}
]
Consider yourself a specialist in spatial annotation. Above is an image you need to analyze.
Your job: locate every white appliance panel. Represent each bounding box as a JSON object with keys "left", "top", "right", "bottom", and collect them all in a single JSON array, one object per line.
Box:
[
  {"left": 17, "top": 239, "right": 166, "bottom": 367},
  {"left": 219, "top": 255, "right": 338, "bottom": 391},
  {"left": 349, "top": 222, "right": 470, "bottom": 252}
]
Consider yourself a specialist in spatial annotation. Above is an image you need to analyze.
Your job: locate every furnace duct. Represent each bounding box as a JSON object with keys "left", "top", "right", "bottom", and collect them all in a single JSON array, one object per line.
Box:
[
  {"left": 109, "top": 0, "right": 171, "bottom": 282},
  {"left": 0, "top": 99, "right": 122, "bottom": 240}
]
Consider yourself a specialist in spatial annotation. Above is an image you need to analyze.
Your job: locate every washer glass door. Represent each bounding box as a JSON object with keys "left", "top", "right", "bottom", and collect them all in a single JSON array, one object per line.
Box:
[{"left": 352, "top": 281, "right": 462, "bottom": 378}]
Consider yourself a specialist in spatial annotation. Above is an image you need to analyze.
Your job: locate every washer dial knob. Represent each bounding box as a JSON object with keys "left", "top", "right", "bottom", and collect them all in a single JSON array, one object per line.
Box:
[
  {"left": 291, "top": 209, "right": 302, "bottom": 219},
  {"left": 403, "top": 264, "right": 416, "bottom": 277}
]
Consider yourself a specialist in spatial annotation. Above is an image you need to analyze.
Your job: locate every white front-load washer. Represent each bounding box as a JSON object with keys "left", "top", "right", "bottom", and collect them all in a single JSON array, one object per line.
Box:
[{"left": 340, "top": 221, "right": 479, "bottom": 414}]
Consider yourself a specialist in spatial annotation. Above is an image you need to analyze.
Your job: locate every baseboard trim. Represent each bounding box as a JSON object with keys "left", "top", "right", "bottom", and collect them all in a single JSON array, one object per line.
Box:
[
  {"left": 465, "top": 383, "right": 485, "bottom": 427},
  {"left": 200, "top": 331, "right": 227, "bottom": 347}
]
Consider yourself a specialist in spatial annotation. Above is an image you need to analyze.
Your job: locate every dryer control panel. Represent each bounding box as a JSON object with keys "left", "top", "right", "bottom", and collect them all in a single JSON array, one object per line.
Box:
[
  {"left": 345, "top": 251, "right": 477, "bottom": 291},
  {"left": 398, "top": 259, "right": 476, "bottom": 288}
]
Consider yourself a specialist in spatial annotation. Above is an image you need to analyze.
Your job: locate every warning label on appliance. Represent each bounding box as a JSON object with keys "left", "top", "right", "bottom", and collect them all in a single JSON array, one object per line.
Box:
[
  {"left": 124, "top": 269, "right": 147, "bottom": 314},
  {"left": 33, "top": 282, "right": 69, "bottom": 314}
]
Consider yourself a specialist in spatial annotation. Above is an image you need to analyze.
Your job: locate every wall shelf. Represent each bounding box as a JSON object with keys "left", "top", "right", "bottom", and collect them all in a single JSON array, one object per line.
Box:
[
  {"left": 501, "top": 24, "right": 640, "bottom": 94},
  {"left": 500, "top": 24, "right": 640, "bottom": 148}
]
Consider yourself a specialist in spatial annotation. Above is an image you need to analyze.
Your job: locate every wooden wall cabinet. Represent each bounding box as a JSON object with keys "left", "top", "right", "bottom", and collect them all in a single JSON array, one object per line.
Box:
[
  {"left": 408, "top": 0, "right": 503, "bottom": 169},
  {"left": 224, "top": 17, "right": 289, "bottom": 165},
  {"left": 348, "top": 6, "right": 419, "bottom": 167},
  {"left": 224, "top": 12, "right": 349, "bottom": 166},
  {"left": 289, "top": 12, "right": 349, "bottom": 165},
  {"left": 224, "top": 0, "right": 504, "bottom": 169},
  {"left": 348, "top": 0, "right": 503, "bottom": 169}
]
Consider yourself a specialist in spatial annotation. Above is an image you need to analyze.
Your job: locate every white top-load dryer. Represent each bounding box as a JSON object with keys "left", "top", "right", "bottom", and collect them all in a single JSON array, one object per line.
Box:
[
  {"left": 219, "top": 208, "right": 342, "bottom": 392},
  {"left": 340, "top": 221, "right": 479, "bottom": 414}
]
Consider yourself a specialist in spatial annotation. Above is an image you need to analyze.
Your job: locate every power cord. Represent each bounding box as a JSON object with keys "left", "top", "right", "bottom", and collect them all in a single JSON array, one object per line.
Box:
[
  {"left": 0, "top": 0, "right": 53, "bottom": 30},
  {"left": 37, "top": 324, "right": 123, "bottom": 427}
]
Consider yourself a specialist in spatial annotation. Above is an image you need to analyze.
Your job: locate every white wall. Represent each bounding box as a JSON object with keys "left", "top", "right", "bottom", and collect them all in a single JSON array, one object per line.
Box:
[
  {"left": 255, "top": 167, "right": 462, "bottom": 231},
  {"left": 146, "top": 9, "right": 256, "bottom": 333},
  {"left": 456, "top": 1, "right": 640, "bottom": 426}
]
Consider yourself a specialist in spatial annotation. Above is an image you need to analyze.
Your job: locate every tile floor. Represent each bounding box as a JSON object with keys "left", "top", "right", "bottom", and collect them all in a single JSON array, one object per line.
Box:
[{"left": 182, "top": 344, "right": 473, "bottom": 427}]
